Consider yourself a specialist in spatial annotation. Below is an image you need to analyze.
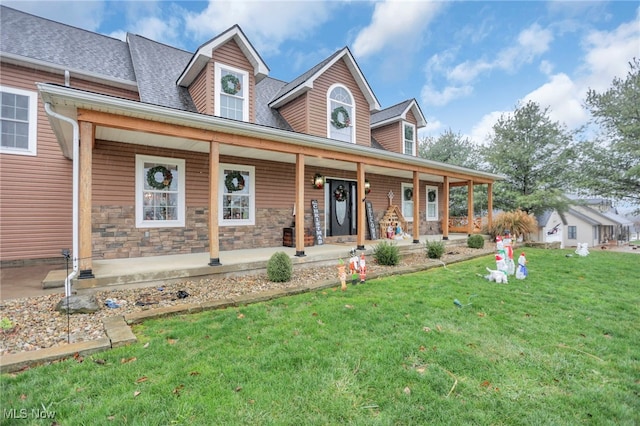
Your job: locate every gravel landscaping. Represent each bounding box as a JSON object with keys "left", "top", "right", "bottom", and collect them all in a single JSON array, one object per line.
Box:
[{"left": 0, "top": 247, "right": 493, "bottom": 356}]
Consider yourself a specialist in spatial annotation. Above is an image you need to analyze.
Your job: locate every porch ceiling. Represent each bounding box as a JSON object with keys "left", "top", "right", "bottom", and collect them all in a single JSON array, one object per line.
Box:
[{"left": 95, "top": 126, "right": 453, "bottom": 183}]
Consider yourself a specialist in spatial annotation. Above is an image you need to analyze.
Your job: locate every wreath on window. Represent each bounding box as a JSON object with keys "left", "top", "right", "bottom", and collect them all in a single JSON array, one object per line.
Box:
[
  {"left": 331, "top": 106, "right": 351, "bottom": 129},
  {"left": 428, "top": 191, "right": 436, "bottom": 202},
  {"left": 225, "top": 171, "right": 245, "bottom": 192},
  {"left": 221, "top": 74, "right": 241, "bottom": 95},
  {"left": 146, "top": 165, "right": 173, "bottom": 190},
  {"left": 334, "top": 184, "right": 348, "bottom": 202},
  {"left": 404, "top": 187, "right": 413, "bottom": 201}
]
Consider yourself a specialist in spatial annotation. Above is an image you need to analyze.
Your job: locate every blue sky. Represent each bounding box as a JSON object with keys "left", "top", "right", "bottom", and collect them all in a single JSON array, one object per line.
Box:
[{"left": 6, "top": 0, "right": 640, "bottom": 144}]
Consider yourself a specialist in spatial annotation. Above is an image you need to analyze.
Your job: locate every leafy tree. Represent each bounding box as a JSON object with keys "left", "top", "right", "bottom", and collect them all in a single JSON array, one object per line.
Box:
[
  {"left": 483, "top": 101, "right": 578, "bottom": 217},
  {"left": 419, "top": 129, "right": 487, "bottom": 216},
  {"left": 579, "top": 58, "right": 640, "bottom": 210}
]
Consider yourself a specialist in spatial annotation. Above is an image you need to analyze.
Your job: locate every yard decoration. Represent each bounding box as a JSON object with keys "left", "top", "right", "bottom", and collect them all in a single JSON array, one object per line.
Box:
[
  {"left": 146, "top": 165, "right": 173, "bottom": 190},
  {"left": 334, "top": 184, "right": 348, "bottom": 202},
  {"left": 404, "top": 187, "right": 413, "bottom": 201},
  {"left": 331, "top": 106, "right": 350, "bottom": 129},
  {"left": 338, "top": 259, "right": 347, "bottom": 291},
  {"left": 221, "top": 74, "right": 241, "bottom": 95},
  {"left": 349, "top": 249, "right": 360, "bottom": 285},
  {"left": 225, "top": 171, "right": 245, "bottom": 192},
  {"left": 358, "top": 253, "right": 367, "bottom": 283},
  {"left": 516, "top": 252, "right": 528, "bottom": 280},
  {"left": 575, "top": 243, "right": 590, "bottom": 257}
]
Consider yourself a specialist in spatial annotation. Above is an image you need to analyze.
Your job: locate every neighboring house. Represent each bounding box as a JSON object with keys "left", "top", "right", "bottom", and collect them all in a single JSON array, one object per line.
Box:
[
  {"left": 0, "top": 6, "right": 501, "bottom": 283},
  {"left": 534, "top": 198, "right": 634, "bottom": 248}
]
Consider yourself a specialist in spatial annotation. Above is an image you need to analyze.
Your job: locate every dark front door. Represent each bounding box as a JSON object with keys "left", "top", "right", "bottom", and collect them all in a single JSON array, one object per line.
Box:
[{"left": 328, "top": 179, "right": 356, "bottom": 236}]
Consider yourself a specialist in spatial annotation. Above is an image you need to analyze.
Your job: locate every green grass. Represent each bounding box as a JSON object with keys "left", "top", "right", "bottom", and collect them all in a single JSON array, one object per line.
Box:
[{"left": 2, "top": 249, "right": 639, "bottom": 425}]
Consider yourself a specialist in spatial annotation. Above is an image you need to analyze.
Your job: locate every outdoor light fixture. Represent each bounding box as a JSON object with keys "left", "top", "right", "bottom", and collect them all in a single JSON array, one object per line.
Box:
[
  {"left": 313, "top": 173, "right": 324, "bottom": 189},
  {"left": 364, "top": 180, "right": 371, "bottom": 194}
]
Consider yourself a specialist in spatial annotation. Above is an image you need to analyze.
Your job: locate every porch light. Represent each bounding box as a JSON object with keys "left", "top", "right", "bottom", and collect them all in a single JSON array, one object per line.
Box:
[
  {"left": 313, "top": 173, "right": 324, "bottom": 189},
  {"left": 364, "top": 180, "right": 371, "bottom": 194}
]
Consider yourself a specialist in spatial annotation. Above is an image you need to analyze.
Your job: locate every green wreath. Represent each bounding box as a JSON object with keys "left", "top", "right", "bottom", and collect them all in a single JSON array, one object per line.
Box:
[
  {"left": 404, "top": 187, "right": 413, "bottom": 201},
  {"left": 334, "top": 184, "right": 348, "bottom": 202},
  {"left": 146, "top": 165, "right": 173, "bottom": 190},
  {"left": 331, "top": 106, "right": 351, "bottom": 129},
  {"left": 221, "top": 74, "right": 241, "bottom": 95},
  {"left": 225, "top": 171, "right": 245, "bottom": 192},
  {"left": 428, "top": 191, "right": 436, "bottom": 202}
]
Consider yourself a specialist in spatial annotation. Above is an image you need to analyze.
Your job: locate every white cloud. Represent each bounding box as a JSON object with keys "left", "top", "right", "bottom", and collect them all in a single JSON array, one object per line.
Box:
[
  {"left": 352, "top": 0, "right": 445, "bottom": 58},
  {"left": 184, "top": 1, "right": 333, "bottom": 55},
  {"left": 3, "top": 0, "right": 106, "bottom": 32},
  {"left": 523, "top": 73, "right": 588, "bottom": 128},
  {"left": 421, "top": 84, "right": 473, "bottom": 107},
  {"left": 468, "top": 111, "right": 505, "bottom": 146}
]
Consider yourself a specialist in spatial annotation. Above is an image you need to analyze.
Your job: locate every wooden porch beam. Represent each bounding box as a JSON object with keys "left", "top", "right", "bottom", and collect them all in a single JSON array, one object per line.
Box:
[
  {"left": 467, "top": 180, "right": 474, "bottom": 235},
  {"left": 442, "top": 176, "right": 450, "bottom": 240},
  {"left": 295, "top": 153, "right": 305, "bottom": 257},
  {"left": 357, "top": 163, "right": 366, "bottom": 250},
  {"left": 78, "top": 121, "right": 94, "bottom": 279},
  {"left": 412, "top": 171, "right": 420, "bottom": 243},
  {"left": 487, "top": 182, "right": 493, "bottom": 229}
]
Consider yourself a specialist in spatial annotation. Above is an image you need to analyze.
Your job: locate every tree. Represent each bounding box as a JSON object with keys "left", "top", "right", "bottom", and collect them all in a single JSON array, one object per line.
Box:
[
  {"left": 579, "top": 58, "right": 640, "bottom": 209},
  {"left": 418, "top": 129, "right": 486, "bottom": 216},
  {"left": 483, "top": 101, "right": 578, "bottom": 217}
]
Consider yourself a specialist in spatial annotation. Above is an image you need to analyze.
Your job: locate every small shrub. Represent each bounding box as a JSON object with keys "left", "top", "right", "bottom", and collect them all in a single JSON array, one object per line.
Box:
[
  {"left": 373, "top": 241, "right": 400, "bottom": 266},
  {"left": 425, "top": 239, "right": 446, "bottom": 259},
  {"left": 267, "top": 251, "right": 292, "bottom": 282},
  {"left": 467, "top": 234, "right": 485, "bottom": 249}
]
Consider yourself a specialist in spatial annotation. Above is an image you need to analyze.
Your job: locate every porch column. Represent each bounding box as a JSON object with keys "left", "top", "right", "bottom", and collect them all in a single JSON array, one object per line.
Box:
[
  {"left": 356, "top": 162, "right": 366, "bottom": 250},
  {"left": 467, "top": 180, "right": 474, "bottom": 235},
  {"left": 208, "top": 142, "right": 221, "bottom": 266},
  {"left": 295, "top": 153, "right": 305, "bottom": 257},
  {"left": 78, "top": 121, "right": 94, "bottom": 279},
  {"left": 442, "top": 176, "right": 450, "bottom": 240},
  {"left": 487, "top": 182, "right": 493, "bottom": 229},
  {"left": 412, "top": 171, "right": 420, "bottom": 243}
]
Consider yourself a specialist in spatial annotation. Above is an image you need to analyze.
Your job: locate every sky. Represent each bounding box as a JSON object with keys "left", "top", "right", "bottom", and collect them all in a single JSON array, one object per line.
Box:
[{"left": 5, "top": 0, "right": 640, "bottom": 144}]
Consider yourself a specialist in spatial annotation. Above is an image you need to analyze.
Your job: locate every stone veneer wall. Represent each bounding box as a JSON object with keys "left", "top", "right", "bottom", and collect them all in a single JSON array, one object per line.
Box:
[{"left": 92, "top": 206, "right": 299, "bottom": 259}]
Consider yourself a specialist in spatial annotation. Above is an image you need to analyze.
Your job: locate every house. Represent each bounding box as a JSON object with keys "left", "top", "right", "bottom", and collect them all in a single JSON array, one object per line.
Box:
[
  {"left": 0, "top": 6, "right": 502, "bottom": 285},
  {"left": 534, "top": 198, "right": 634, "bottom": 248}
]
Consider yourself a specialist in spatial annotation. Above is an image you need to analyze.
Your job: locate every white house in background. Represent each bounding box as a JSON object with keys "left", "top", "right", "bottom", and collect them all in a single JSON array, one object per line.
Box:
[{"left": 534, "top": 198, "right": 634, "bottom": 248}]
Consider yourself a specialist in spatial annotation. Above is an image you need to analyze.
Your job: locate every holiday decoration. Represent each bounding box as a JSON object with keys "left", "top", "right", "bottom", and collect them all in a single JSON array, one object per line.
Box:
[
  {"left": 221, "top": 74, "right": 241, "bottom": 95},
  {"left": 575, "top": 243, "right": 589, "bottom": 257},
  {"left": 516, "top": 252, "right": 528, "bottom": 280},
  {"left": 404, "top": 187, "right": 413, "bottom": 201},
  {"left": 338, "top": 259, "right": 347, "bottom": 291},
  {"left": 331, "top": 106, "right": 350, "bottom": 129},
  {"left": 334, "top": 184, "right": 348, "bottom": 202},
  {"left": 146, "top": 165, "right": 173, "bottom": 190},
  {"left": 225, "top": 171, "right": 245, "bottom": 192},
  {"left": 358, "top": 253, "right": 367, "bottom": 283}
]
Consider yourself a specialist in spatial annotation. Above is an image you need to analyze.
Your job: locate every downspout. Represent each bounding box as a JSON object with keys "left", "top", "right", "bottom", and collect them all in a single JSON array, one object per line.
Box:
[{"left": 43, "top": 102, "right": 79, "bottom": 298}]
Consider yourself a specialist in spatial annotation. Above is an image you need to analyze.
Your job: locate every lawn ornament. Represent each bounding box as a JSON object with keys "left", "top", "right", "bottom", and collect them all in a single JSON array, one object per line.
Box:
[
  {"left": 575, "top": 243, "right": 589, "bottom": 257},
  {"left": 495, "top": 254, "right": 508, "bottom": 275},
  {"left": 349, "top": 249, "right": 360, "bottom": 284},
  {"left": 358, "top": 253, "right": 367, "bottom": 283},
  {"left": 516, "top": 252, "right": 528, "bottom": 280},
  {"left": 338, "top": 259, "right": 347, "bottom": 291},
  {"left": 485, "top": 267, "right": 508, "bottom": 284}
]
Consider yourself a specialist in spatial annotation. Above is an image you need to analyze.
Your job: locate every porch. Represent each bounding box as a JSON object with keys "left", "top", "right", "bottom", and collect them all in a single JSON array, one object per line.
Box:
[{"left": 46, "top": 234, "right": 473, "bottom": 291}]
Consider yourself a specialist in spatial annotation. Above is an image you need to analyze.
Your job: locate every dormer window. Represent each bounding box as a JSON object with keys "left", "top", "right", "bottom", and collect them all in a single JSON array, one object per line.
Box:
[
  {"left": 215, "top": 63, "right": 248, "bottom": 121},
  {"left": 327, "top": 84, "right": 354, "bottom": 143},
  {"left": 403, "top": 122, "right": 416, "bottom": 156}
]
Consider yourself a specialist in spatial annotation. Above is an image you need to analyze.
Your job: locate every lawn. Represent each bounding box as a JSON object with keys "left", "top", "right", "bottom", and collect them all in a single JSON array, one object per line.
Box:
[{"left": 1, "top": 248, "right": 638, "bottom": 425}]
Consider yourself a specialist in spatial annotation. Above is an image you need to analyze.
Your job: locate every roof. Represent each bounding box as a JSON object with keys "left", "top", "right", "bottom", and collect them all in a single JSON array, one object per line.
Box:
[
  {"left": 268, "top": 47, "right": 381, "bottom": 111},
  {"left": 567, "top": 208, "right": 601, "bottom": 226},
  {"left": 176, "top": 25, "right": 269, "bottom": 87},
  {"left": 371, "top": 99, "right": 427, "bottom": 128},
  {"left": 0, "top": 5, "right": 136, "bottom": 88}
]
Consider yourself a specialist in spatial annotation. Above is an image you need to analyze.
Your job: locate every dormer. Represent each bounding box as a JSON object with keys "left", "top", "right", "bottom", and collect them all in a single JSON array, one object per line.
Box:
[
  {"left": 370, "top": 99, "right": 427, "bottom": 156},
  {"left": 269, "top": 48, "right": 380, "bottom": 146},
  {"left": 177, "top": 25, "right": 269, "bottom": 122}
]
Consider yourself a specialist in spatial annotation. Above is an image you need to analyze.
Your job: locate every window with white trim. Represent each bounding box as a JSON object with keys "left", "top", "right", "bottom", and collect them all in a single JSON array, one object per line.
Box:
[
  {"left": 215, "top": 63, "right": 248, "bottom": 121},
  {"left": 136, "top": 155, "right": 185, "bottom": 228},
  {"left": 220, "top": 164, "right": 255, "bottom": 226},
  {"left": 568, "top": 226, "right": 577, "bottom": 240},
  {"left": 327, "top": 84, "right": 354, "bottom": 143},
  {"left": 403, "top": 122, "right": 416, "bottom": 156},
  {"left": 426, "top": 186, "right": 438, "bottom": 220},
  {"left": 0, "top": 86, "right": 37, "bottom": 156},
  {"left": 401, "top": 183, "right": 414, "bottom": 222}
]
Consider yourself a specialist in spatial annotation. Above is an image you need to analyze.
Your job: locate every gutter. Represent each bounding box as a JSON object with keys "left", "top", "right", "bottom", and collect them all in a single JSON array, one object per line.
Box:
[{"left": 43, "top": 102, "right": 79, "bottom": 298}]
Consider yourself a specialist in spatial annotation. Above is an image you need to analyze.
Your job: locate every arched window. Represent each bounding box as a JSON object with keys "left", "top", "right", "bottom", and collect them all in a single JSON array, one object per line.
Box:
[{"left": 327, "top": 85, "right": 354, "bottom": 143}]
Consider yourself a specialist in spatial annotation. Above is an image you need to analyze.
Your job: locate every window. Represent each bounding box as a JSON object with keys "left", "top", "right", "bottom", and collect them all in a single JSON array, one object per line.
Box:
[
  {"left": 327, "top": 84, "right": 354, "bottom": 143},
  {"left": 136, "top": 155, "right": 185, "bottom": 228},
  {"left": 1, "top": 86, "right": 37, "bottom": 156},
  {"left": 401, "top": 183, "right": 414, "bottom": 222},
  {"left": 426, "top": 186, "right": 438, "bottom": 220},
  {"left": 215, "top": 63, "right": 248, "bottom": 121},
  {"left": 403, "top": 122, "right": 416, "bottom": 156},
  {"left": 220, "top": 164, "right": 255, "bottom": 226},
  {"left": 568, "top": 226, "right": 577, "bottom": 240}
]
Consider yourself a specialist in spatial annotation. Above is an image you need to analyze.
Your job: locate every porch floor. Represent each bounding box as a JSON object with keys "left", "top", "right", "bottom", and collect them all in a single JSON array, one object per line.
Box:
[{"left": 3, "top": 234, "right": 470, "bottom": 300}]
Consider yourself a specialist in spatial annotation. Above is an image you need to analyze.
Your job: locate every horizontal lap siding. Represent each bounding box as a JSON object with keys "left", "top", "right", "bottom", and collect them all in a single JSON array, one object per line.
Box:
[
  {"left": 279, "top": 94, "right": 307, "bottom": 133},
  {"left": 372, "top": 122, "right": 401, "bottom": 153},
  {"left": 211, "top": 40, "right": 255, "bottom": 122},
  {"left": 189, "top": 64, "right": 212, "bottom": 115}
]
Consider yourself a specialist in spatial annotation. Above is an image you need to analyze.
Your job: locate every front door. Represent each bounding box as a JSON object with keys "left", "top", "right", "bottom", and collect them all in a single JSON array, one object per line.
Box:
[{"left": 328, "top": 179, "right": 356, "bottom": 236}]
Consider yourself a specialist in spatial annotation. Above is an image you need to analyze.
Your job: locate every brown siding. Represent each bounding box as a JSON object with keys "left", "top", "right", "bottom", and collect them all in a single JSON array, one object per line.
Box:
[
  {"left": 372, "top": 122, "right": 402, "bottom": 153},
  {"left": 305, "top": 58, "right": 371, "bottom": 147},
  {"left": 211, "top": 39, "right": 255, "bottom": 122},
  {"left": 278, "top": 93, "right": 308, "bottom": 133},
  {"left": 189, "top": 63, "right": 212, "bottom": 115},
  {"left": 406, "top": 109, "right": 417, "bottom": 126}
]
